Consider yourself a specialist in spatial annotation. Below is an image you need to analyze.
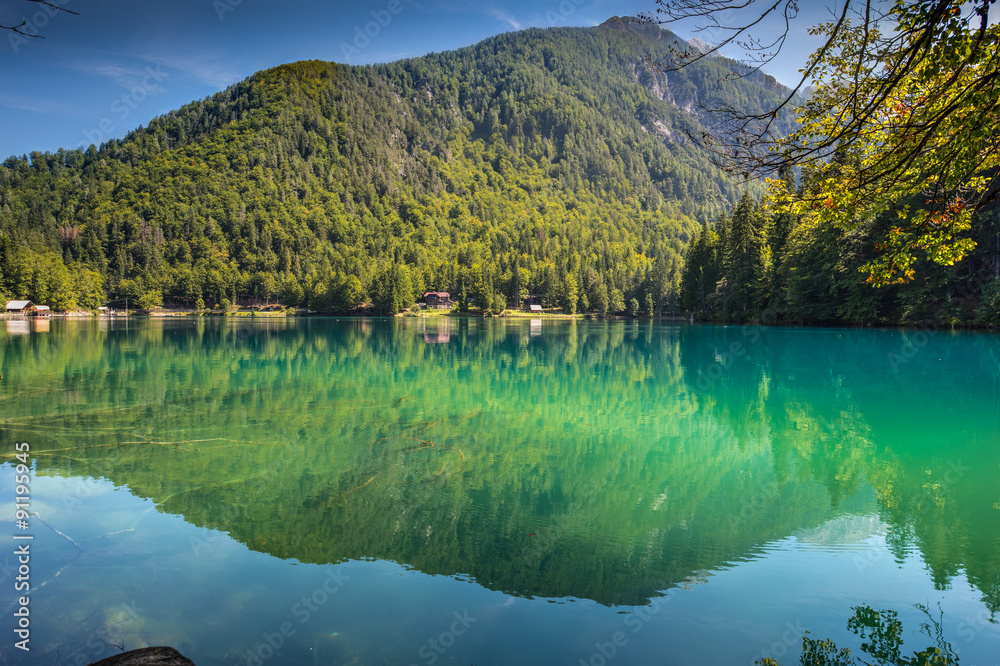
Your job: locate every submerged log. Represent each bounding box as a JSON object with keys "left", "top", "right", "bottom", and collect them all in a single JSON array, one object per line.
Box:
[{"left": 89, "top": 646, "right": 195, "bottom": 665}]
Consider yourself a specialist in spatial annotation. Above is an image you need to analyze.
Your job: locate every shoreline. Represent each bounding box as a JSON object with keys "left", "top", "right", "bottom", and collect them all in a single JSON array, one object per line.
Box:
[{"left": 2, "top": 310, "right": 995, "bottom": 330}]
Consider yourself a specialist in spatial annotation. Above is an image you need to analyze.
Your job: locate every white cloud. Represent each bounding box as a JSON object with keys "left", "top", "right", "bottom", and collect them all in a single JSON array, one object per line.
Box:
[
  {"left": 137, "top": 53, "right": 241, "bottom": 89},
  {"left": 63, "top": 60, "right": 154, "bottom": 90},
  {"left": 487, "top": 7, "right": 524, "bottom": 31},
  {"left": 62, "top": 49, "right": 240, "bottom": 92}
]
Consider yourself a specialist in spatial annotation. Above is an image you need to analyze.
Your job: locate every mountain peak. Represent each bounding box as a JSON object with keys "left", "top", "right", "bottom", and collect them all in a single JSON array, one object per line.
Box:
[
  {"left": 687, "top": 38, "right": 713, "bottom": 55},
  {"left": 599, "top": 16, "right": 638, "bottom": 29},
  {"left": 599, "top": 15, "right": 667, "bottom": 41}
]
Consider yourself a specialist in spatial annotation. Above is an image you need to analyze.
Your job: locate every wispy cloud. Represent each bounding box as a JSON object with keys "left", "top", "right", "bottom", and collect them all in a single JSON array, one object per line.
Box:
[
  {"left": 137, "top": 53, "right": 240, "bottom": 89},
  {"left": 487, "top": 7, "right": 524, "bottom": 31},
  {"left": 62, "top": 50, "right": 239, "bottom": 91},
  {"left": 0, "top": 94, "right": 86, "bottom": 118},
  {"left": 63, "top": 60, "right": 155, "bottom": 90}
]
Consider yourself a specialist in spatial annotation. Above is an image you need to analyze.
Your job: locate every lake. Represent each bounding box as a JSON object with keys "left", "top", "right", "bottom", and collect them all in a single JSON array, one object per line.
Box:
[{"left": 1, "top": 317, "right": 998, "bottom": 665}]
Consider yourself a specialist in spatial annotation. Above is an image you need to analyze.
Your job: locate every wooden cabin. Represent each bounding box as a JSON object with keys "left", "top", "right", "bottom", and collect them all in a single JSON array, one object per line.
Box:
[
  {"left": 5, "top": 300, "right": 34, "bottom": 313},
  {"left": 421, "top": 292, "right": 453, "bottom": 309}
]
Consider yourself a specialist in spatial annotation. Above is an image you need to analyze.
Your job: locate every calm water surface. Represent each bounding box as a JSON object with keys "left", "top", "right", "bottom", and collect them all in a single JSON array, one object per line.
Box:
[{"left": 1, "top": 317, "right": 998, "bottom": 665}]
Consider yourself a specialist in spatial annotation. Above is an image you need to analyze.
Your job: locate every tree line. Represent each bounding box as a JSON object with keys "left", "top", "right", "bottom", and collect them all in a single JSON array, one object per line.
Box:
[{"left": 681, "top": 181, "right": 1000, "bottom": 326}]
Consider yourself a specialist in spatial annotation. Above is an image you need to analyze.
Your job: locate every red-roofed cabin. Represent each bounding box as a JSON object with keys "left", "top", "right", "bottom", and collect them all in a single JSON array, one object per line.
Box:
[{"left": 422, "top": 292, "right": 453, "bottom": 309}]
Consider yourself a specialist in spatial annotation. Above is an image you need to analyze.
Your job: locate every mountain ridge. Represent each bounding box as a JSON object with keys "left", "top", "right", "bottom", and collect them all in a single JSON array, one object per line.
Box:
[{"left": 0, "top": 19, "right": 792, "bottom": 314}]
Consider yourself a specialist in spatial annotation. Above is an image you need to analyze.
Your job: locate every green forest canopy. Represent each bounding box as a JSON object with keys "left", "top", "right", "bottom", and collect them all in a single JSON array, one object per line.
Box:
[{"left": 0, "top": 20, "right": 791, "bottom": 315}]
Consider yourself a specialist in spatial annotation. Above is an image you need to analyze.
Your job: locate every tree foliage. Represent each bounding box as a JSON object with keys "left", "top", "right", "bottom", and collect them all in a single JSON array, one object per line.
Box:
[
  {"left": 682, "top": 191, "right": 998, "bottom": 326},
  {"left": 647, "top": 0, "right": 1000, "bottom": 285}
]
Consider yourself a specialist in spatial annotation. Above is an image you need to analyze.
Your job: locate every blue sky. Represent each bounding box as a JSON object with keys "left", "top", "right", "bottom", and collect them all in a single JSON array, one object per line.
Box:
[{"left": 0, "top": 0, "right": 835, "bottom": 160}]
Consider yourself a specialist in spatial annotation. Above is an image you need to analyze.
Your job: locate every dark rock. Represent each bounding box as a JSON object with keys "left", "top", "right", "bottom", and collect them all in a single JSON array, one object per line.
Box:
[{"left": 88, "top": 646, "right": 195, "bottom": 665}]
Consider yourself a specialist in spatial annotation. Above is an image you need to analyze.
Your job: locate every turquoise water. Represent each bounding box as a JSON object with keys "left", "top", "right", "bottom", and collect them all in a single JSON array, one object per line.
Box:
[{"left": 1, "top": 317, "right": 998, "bottom": 665}]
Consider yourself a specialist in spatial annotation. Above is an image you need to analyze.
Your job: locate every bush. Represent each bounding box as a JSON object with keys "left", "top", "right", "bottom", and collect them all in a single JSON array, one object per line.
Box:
[
  {"left": 610, "top": 288, "right": 625, "bottom": 315},
  {"left": 491, "top": 292, "right": 507, "bottom": 315},
  {"left": 137, "top": 290, "right": 163, "bottom": 311}
]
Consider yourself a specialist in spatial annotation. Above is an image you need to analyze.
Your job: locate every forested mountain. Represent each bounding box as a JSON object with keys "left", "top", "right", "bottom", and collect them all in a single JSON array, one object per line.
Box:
[{"left": 0, "top": 18, "right": 792, "bottom": 313}]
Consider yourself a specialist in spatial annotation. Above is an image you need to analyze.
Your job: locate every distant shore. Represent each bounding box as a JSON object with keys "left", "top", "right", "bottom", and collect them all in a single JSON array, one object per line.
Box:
[{"left": 0, "top": 307, "right": 684, "bottom": 321}]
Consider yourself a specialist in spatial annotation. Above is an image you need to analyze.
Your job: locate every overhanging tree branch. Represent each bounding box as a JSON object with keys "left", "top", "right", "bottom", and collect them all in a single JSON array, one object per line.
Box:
[
  {"left": 2, "top": 0, "right": 79, "bottom": 39},
  {"left": 644, "top": 0, "right": 1000, "bottom": 285}
]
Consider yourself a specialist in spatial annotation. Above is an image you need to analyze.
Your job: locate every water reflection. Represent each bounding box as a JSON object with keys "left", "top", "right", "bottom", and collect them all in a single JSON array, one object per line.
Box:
[
  {"left": 1, "top": 318, "right": 998, "bottom": 614},
  {"left": 420, "top": 317, "right": 452, "bottom": 343}
]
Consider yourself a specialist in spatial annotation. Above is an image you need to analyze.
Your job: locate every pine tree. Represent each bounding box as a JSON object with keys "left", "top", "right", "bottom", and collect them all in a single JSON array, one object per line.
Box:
[
  {"left": 725, "top": 193, "right": 768, "bottom": 318},
  {"left": 561, "top": 273, "right": 579, "bottom": 314},
  {"left": 680, "top": 220, "right": 721, "bottom": 315}
]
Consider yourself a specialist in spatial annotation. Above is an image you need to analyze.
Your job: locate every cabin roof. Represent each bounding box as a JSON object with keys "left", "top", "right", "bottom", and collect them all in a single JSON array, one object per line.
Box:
[{"left": 6, "top": 300, "right": 32, "bottom": 310}]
